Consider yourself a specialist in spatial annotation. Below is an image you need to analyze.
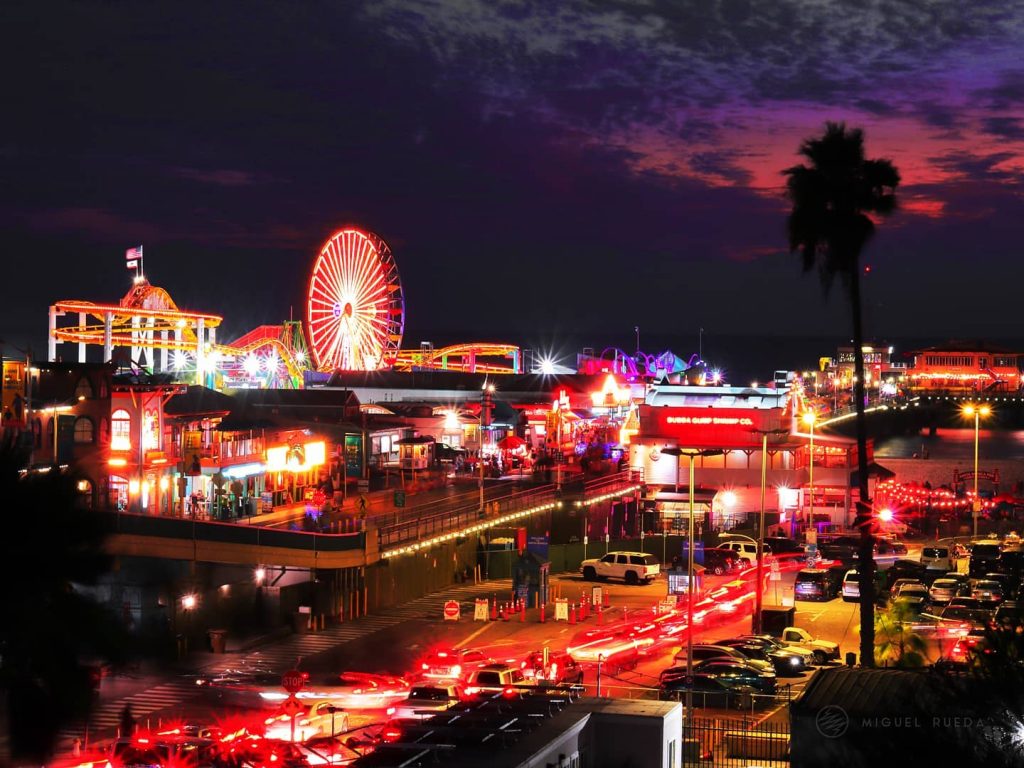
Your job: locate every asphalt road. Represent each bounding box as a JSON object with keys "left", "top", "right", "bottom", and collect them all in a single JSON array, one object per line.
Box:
[{"left": 63, "top": 546, "right": 954, "bottom": 759}]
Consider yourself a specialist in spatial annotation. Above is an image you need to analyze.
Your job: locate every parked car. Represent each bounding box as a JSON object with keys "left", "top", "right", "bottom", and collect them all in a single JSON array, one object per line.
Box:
[
  {"left": 893, "top": 583, "right": 930, "bottom": 609},
  {"left": 658, "top": 671, "right": 763, "bottom": 709},
  {"left": 970, "top": 541, "right": 1004, "bottom": 577},
  {"left": 763, "top": 537, "right": 805, "bottom": 556},
  {"left": 719, "top": 540, "right": 771, "bottom": 565},
  {"left": 982, "top": 572, "right": 1017, "bottom": 595},
  {"left": 390, "top": 682, "right": 463, "bottom": 721},
  {"left": 691, "top": 659, "right": 777, "bottom": 694},
  {"left": 735, "top": 634, "right": 817, "bottom": 665},
  {"left": 929, "top": 578, "right": 969, "bottom": 605},
  {"left": 703, "top": 547, "right": 742, "bottom": 576},
  {"left": 970, "top": 579, "right": 1005, "bottom": 606},
  {"left": 418, "top": 647, "right": 491, "bottom": 681},
  {"left": 993, "top": 599, "right": 1024, "bottom": 628},
  {"left": 264, "top": 700, "right": 350, "bottom": 741},
  {"left": 714, "top": 639, "right": 807, "bottom": 676},
  {"left": 841, "top": 569, "right": 860, "bottom": 602},
  {"left": 885, "top": 559, "right": 929, "bottom": 589},
  {"left": 795, "top": 568, "right": 842, "bottom": 601},
  {"left": 996, "top": 549, "right": 1024, "bottom": 579},
  {"left": 778, "top": 627, "right": 841, "bottom": 664},
  {"left": 521, "top": 650, "right": 584, "bottom": 686},
  {"left": 674, "top": 644, "right": 774, "bottom": 674},
  {"left": 580, "top": 551, "right": 660, "bottom": 584},
  {"left": 921, "top": 546, "right": 952, "bottom": 571},
  {"left": 463, "top": 664, "right": 527, "bottom": 697}
]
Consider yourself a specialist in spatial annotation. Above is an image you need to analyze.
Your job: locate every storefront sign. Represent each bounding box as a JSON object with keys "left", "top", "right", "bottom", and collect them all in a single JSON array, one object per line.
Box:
[
  {"left": 639, "top": 405, "right": 785, "bottom": 447},
  {"left": 266, "top": 441, "right": 326, "bottom": 472}
]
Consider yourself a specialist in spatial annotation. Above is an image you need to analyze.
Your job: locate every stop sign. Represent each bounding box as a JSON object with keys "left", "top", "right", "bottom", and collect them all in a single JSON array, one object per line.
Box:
[
  {"left": 281, "top": 669, "right": 305, "bottom": 693},
  {"left": 443, "top": 600, "right": 460, "bottom": 621}
]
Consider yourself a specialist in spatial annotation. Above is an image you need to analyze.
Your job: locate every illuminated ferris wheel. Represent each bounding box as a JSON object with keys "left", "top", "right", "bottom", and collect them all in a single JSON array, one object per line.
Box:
[{"left": 306, "top": 228, "right": 405, "bottom": 371}]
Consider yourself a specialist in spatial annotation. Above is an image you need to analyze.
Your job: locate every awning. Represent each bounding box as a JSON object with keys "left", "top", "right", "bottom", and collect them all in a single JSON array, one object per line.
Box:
[
  {"left": 497, "top": 435, "right": 526, "bottom": 450},
  {"left": 850, "top": 461, "right": 896, "bottom": 485}
]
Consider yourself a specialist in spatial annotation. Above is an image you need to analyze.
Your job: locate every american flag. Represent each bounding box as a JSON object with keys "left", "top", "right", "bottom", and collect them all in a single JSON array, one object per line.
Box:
[{"left": 125, "top": 246, "right": 142, "bottom": 262}]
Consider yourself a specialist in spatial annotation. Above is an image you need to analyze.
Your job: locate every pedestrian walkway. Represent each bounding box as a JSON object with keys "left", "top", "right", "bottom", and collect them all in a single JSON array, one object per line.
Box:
[
  {"left": 57, "top": 578, "right": 514, "bottom": 750},
  {"left": 60, "top": 680, "right": 202, "bottom": 743}
]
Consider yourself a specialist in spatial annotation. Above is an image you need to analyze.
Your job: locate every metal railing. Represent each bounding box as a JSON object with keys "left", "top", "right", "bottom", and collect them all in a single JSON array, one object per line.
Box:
[
  {"left": 684, "top": 716, "right": 790, "bottom": 766},
  {"left": 105, "top": 510, "right": 365, "bottom": 552},
  {"left": 376, "top": 470, "right": 643, "bottom": 550}
]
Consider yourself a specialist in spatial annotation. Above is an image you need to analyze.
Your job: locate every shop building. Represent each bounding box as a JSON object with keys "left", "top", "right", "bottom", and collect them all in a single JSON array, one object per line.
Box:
[{"left": 627, "top": 383, "right": 862, "bottom": 533}]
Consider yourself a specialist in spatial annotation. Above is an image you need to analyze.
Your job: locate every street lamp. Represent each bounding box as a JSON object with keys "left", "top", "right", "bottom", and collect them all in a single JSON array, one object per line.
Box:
[
  {"left": 801, "top": 411, "right": 817, "bottom": 539},
  {"left": 962, "top": 403, "right": 991, "bottom": 538},
  {"left": 749, "top": 427, "right": 789, "bottom": 633}
]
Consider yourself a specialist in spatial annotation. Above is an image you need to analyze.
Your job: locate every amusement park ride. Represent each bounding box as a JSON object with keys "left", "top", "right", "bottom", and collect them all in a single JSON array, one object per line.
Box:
[{"left": 47, "top": 228, "right": 526, "bottom": 387}]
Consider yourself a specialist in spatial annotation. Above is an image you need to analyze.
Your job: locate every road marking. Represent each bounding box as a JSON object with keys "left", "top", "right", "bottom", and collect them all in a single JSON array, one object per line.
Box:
[{"left": 455, "top": 622, "right": 495, "bottom": 649}]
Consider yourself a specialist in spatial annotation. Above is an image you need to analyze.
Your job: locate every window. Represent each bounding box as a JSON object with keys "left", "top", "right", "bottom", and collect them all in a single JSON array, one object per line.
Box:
[
  {"left": 111, "top": 409, "right": 131, "bottom": 450},
  {"left": 600, "top": 554, "right": 615, "bottom": 563},
  {"left": 74, "top": 377, "right": 93, "bottom": 399},
  {"left": 73, "top": 416, "right": 94, "bottom": 444}
]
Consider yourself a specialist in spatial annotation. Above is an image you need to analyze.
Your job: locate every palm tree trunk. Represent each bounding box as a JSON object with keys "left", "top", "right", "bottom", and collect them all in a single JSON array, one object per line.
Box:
[{"left": 850, "top": 266, "right": 876, "bottom": 667}]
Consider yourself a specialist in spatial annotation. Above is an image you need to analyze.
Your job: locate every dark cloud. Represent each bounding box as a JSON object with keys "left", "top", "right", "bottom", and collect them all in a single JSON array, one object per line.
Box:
[{"left": 1, "top": 0, "right": 1023, "bottom": 354}]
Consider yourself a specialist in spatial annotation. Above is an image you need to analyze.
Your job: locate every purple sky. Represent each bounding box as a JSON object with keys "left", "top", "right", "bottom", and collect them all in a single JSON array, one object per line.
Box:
[{"left": 3, "top": 1, "right": 1024, "bottom": 357}]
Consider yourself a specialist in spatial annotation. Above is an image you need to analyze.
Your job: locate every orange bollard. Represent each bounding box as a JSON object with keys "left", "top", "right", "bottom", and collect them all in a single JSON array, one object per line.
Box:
[
  {"left": 569, "top": 603, "right": 577, "bottom": 625},
  {"left": 540, "top": 602, "right": 546, "bottom": 623},
  {"left": 520, "top": 603, "right": 526, "bottom": 622},
  {"left": 603, "top": 589, "right": 609, "bottom": 607},
  {"left": 597, "top": 603, "right": 603, "bottom": 625}
]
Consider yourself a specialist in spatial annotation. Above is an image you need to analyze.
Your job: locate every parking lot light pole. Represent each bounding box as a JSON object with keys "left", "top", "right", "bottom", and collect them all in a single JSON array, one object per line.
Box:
[
  {"left": 962, "top": 403, "right": 990, "bottom": 538},
  {"left": 661, "top": 446, "right": 721, "bottom": 721},
  {"left": 750, "top": 427, "right": 789, "bottom": 634}
]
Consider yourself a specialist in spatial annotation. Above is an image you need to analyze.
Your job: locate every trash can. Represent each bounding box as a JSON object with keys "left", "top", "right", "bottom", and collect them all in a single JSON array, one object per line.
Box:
[{"left": 208, "top": 629, "right": 227, "bottom": 654}]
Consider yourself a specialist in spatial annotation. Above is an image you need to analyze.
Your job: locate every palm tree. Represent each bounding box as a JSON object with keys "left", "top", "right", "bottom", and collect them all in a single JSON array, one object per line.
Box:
[
  {"left": 785, "top": 122, "right": 900, "bottom": 667},
  {"left": 873, "top": 601, "right": 927, "bottom": 667},
  {"left": 0, "top": 443, "right": 127, "bottom": 763}
]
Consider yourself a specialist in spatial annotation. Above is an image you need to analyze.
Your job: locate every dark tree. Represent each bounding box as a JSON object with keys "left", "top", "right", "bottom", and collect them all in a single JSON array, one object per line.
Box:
[
  {"left": 784, "top": 122, "right": 900, "bottom": 667},
  {"left": 0, "top": 444, "right": 127, "bottom": 763}
]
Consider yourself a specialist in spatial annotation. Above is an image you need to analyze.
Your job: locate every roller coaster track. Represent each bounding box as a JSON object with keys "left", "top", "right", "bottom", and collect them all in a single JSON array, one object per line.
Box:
[{"left": 392, "top": 342, "right": 522, "bottom": 374}]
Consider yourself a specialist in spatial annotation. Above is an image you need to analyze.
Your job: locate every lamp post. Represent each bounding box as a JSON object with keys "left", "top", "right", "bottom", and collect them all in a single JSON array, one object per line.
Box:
[
  {"left": 801, "top": 411, "right": 817, "bottom": 539},
  {"left": 749, "top": 427, "right": 790, "bottom": 633},
  {"left": 963, "top": 404, "right": 991, "bottom": 538}
]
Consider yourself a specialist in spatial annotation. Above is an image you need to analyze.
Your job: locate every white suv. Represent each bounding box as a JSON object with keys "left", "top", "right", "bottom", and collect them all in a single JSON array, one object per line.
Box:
[
  {"left": 580, "top": 552, "right": 660, "bottom": 584},
  {"left": 719, "top": 540, "right": 771, "bottom": 566}
]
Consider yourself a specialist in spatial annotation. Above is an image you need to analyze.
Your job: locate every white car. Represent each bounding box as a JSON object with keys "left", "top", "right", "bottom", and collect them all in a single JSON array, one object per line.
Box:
[
  {"left": 258, "top": 671, "right": 410, "bottom": 710},
  {"left": 390, "top": 682, "right": 463, "bottom": 721},
  {"left": 719, "top": 540, "right": 772, "bottom": 565},
  {"left": 263, "top": 700, "right": 349, "bottom": 741},
  {"left": 779, "top": 627, "right": 840, "bottom": 664},
  {"left": 841, "top": 569, "right": 860, "bottom": 602},
  {"left": 580, "top": 551, "right": 660, "bottom": 584},
  {"left": 417, "top": 648, "right": 491, "bottom": 681}
]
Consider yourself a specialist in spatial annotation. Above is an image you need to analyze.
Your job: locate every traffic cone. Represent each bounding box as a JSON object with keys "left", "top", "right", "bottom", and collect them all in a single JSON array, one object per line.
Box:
[
  {"left": 597, "top": 604, "right": 603, "bottom": 625},
  {"left": 603, "top": 589, "right": 609, "bottom": 607},
  {"left": 569, "top": 604, "right": 577, "bottom": 625},
  {"left": 491, "top": 599, "right": 498, "bottom": 621},
  {"left": 520, "top": 603, "right": 526, "bottom": 622},
  {"left": 503, "top": 603, "right": 510, "bottom": 621}
]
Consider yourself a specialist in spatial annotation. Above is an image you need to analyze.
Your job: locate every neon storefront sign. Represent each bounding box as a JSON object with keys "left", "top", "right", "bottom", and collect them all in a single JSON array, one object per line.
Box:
[{"left": 666, "top": 416, "right": 754, "bottom": 426}]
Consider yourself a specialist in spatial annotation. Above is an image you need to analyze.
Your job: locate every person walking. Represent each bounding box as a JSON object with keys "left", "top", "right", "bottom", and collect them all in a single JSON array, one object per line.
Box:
[{"left": 119, "top": 703, "right": 135, "bottom": 736}]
